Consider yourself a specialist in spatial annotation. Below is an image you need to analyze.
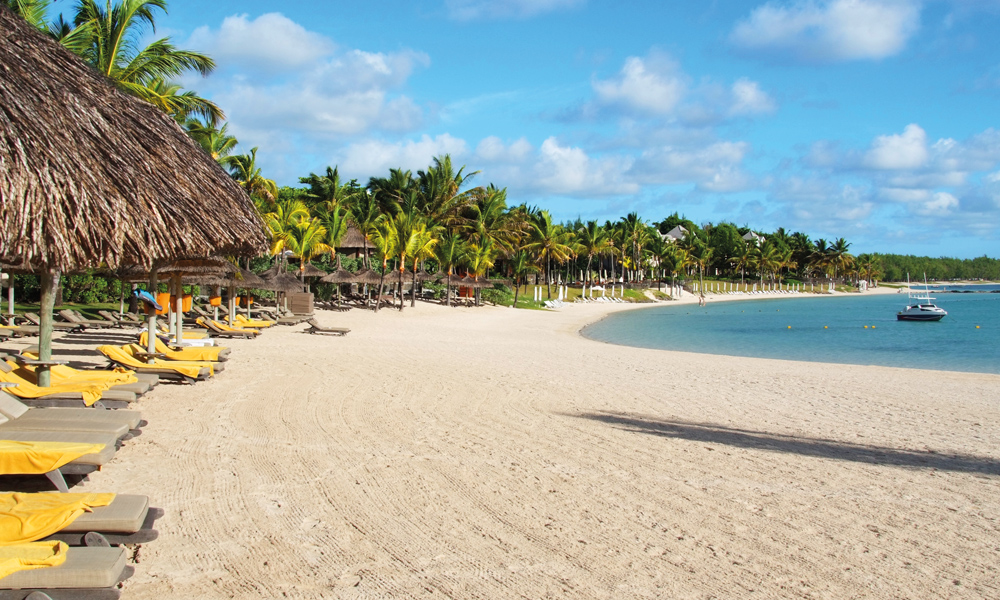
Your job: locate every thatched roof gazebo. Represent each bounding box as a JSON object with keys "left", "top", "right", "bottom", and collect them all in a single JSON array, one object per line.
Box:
[{"left": 0, "top": 7, "right": 268, "bottom": 383}]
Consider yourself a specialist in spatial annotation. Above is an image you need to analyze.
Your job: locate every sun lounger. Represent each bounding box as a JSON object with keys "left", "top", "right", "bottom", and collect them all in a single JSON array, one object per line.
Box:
[
  {"left": 0, "top": 365, "right": 134, "bottom": 409},
  {"left": 95, "top": 346, "right": 211, "bottom": 384},
  {"left": 0, "top": 435, "right": 118, "bottom": 492},
  {"left": 55, "top": 311, "right": 116, "bottom": 330},
  {"left": 304, "top": 319, "right": 350, "bottom": 336},
  {"left": 194, "top": 318, "right": 259, "bottom": 339},
  {"left": 0, "top": 493, "right": 163, "bottom": 547},
  {"left": 0, "top": 391, "right": 141, "bottom": 439},
  {"left": 0, "top": 544, "right": 133, "bottom": 599},
  {"left": 228, "top": 314, "right": 274, "bottom": 328},
  {"left": 137, "top": 333, "right": 230, "bottom": 362},
  {"left": 21, "top": 315, "right": 82, "bottom": 332}
]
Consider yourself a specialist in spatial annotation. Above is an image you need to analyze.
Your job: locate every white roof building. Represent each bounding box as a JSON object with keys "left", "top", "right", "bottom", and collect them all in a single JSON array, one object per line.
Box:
[{"left": 661, "top": 225, "right": 688, "bottom": 242}]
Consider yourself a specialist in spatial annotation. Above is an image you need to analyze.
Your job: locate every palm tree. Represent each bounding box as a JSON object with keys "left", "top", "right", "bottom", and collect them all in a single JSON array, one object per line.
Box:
[
  {"left": 406, "top": 222, "right": 439, "bottom": 308},
  {"left": 302, "top": 166, "right": 360, "bottom": 213},
  {"left": 523, "top": 211, "right": 575, "bottom": 299},
  {"left": 5, "top": 0, "right": 93, "bottom": 54},
  {"left": 184, "top": 119, "right": 238, "bottom": 166},
  {"left": 229, "top": 148, "right": 278, "bottom": 208},
  {"left": 315, "top": 204, "right": 350, "bottom": 257},
  {"left": 508, "top": 249, "right": 540, "bottom": 307},
  {"left": 732, "top": 241, "right": 752, "bottom": 285},
  {"left": 828, "top": 237, "right": 854, "bottom": 282},
  {"left": 688, "top": 240, "right": 713, "bottom": 297},
  {"left": 575, "top": 221, "right": 612, "bottom": 291},
  {"left": 347, "top": 192, "right": 383, "bottom": 270},
  {"left": 368, "top": 215, "right": 396, "bottom": 313},
  {"left": 435, "top": 232, "right": 466, "bottom": 307},
  {"left": 73, "top": 0, "right": 222, "bottom": 123},
  {"left": 416, "top": 155, "right": 480, "bottom": 230},
  {"left": 465, "top": 239, "right": 496, "bottom": 306},
  {"left": 283, "top": 218, "right": 331, "bottom": 282},
  {"left": 263, "top": 198, "right": 309, "bottom": 260}
]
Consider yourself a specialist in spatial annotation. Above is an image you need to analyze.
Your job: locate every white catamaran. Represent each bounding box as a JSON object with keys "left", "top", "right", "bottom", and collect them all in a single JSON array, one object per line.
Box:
[{"left": 897, "top": 274, "right": 947, "bottom": 322}]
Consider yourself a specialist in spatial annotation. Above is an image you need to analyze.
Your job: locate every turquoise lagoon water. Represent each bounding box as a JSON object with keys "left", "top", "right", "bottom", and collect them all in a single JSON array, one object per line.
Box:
[{"left": 581, "top": 288, "right": 1000, "bottom": 374}]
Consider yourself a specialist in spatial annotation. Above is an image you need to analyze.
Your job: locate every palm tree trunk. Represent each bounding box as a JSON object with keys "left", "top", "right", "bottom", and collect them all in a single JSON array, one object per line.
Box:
[
  {"left": 514, "top": 278, "right": 520, "bottom": 308},
  {"left": 446, "top": 271, "right": 452, "bottom": 307},
  {"left": 411, "top": 268, "right": 418, "bottom": 308},
  {"left": 376, "top": 268, "right": 385, "bottom": 313},
  {"left": 546, "top": 255, "right": 552, "bottom": 299},
  {"left": 398, "top": 268, "right": 404, "bottom": 311}
]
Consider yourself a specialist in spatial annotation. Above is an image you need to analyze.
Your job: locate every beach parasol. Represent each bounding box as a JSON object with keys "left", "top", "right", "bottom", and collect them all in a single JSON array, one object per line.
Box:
[
  {"left": 319, "top": 256, "right": 356, "bottom": 303},
  {"left": 0, "top": 7, "right": 267, "bottom": 383},
  {"left": 261, "top": 272, "right": 306, "bottom": 314},
  {"left": 299, "top": 263, "right": 327, "bottom": 279}
]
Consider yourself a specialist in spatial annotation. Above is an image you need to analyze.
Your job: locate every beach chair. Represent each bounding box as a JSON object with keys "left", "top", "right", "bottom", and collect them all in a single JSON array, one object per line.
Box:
[
  {"left": 194, "top": 318, "right": 259, "bottom": 339},
  {"left": 0, "top": 364, "right": 134, "bottom": 409},
  {"left": 0, "top": 391, "right": 141, "bottom": 440},
  {"left": 20, "top": 315, "right": 83, "bottom": 333},
  {"left": 55, "top": 311, "right": 116, "bottom": 330},
  {"left": 0, "top": 434, "right": 118, "bottom": 492},
  {"left": 0, "top": 544, "right": 133, "bottom": 599},
  {"left": 137, "top": 333, "right": 230, "bottom": 362},
  {"left": 0, "top": 492, "right": 161, "bottom": 548},
  {"left": 304, "top": 319, "right": 350, "bottom": 336},
  {"left": 4, "top": 354, "right": 150, "bottom": 397},
  {"left": 228, "top": 314, "right": 274, "bottom": 328},
  {"left": 96, "top": 346, "right": 213, "bottom": 384}
]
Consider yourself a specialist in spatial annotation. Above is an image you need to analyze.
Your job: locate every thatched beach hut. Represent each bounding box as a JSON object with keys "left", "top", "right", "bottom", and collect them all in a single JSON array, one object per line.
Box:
[{"left": 0, "top": 7, "right": 267, "bottom": 382}]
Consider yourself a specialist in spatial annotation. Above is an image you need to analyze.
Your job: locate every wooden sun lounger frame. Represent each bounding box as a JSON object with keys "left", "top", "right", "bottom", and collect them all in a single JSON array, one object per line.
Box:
[{"left": 305, "top": 319, "right": 350, "bottom": 336}]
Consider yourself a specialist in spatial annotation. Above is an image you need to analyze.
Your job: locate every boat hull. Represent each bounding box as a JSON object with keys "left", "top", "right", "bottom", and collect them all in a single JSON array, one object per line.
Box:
[{"left": 897, "top": 313, "right": 945, "bottom": 322}]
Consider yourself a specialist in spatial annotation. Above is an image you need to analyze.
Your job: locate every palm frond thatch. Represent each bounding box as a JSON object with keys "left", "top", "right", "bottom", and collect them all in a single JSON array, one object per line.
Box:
[{"left": 0, "top": 7, "right": 268, "bottom": 271}]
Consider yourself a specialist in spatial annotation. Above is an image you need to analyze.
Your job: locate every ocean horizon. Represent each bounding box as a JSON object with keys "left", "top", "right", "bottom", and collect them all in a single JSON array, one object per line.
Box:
[{"left": 581, "top": 287, "right": 1000, "bottom": 375}]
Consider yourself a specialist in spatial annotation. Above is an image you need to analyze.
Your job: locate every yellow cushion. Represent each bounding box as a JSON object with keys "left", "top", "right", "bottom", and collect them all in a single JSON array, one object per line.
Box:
[
  {"left": 0, "top": 540, "right": 68, "bottom": 580},
  {"left": 0, "top": 440, "right": 106, "bottom": 475},
  {"left": 0, "top": 493, "right": 115, "bottom": 545}
]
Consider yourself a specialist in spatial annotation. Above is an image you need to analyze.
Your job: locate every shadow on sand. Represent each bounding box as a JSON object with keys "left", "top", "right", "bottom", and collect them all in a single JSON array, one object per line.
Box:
[{"left": 570, "top": 411, "right": 1000, "bottom": 476}]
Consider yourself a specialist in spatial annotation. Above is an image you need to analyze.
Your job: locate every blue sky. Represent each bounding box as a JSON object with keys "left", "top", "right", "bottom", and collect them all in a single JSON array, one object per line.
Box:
[{"left": 155, "top": 0, "right": 1000, "bottom": 258}]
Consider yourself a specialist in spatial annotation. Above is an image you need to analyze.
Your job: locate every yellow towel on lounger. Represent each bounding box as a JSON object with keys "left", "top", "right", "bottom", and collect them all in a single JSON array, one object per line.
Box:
[
  {"left": 96, "top": 346, "right": 210, "bottom": 379},
  {"left": 0, "top": 440, "right": 106, "bottom": 475},
  {"left": 11, "top": 357, "right": 137, "bottom": 389},
  {"left": 0, "top": 541, "right": 68, "bottom": 580},
  {"left": 200, "top": 318, "right": 249, "bottom": 332},
  {"left": 232, "top": 315, "right": 273, "bottom": 328},
  {"left": 0, "top": 493, "right": 116, "bottom": 545},
  {"left": 137, "top": 333, "right": 226, "bottom": 362},
  {"left": 122, "top": 345, "right": 215, "bottom": 375},
  {"left": 0, "top": 370, "right": 104, "bottom": 406}
]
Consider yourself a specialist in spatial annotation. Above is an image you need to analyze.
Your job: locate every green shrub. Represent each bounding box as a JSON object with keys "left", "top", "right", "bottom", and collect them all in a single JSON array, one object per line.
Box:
[{"left": 481, "top": 284, "right": 514, "bottom": 306}]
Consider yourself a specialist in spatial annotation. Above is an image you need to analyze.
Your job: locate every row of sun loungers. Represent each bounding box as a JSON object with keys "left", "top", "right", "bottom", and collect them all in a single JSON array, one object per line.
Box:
[{"left": 0, "top": 297, "right": 356, "bottom": 598}]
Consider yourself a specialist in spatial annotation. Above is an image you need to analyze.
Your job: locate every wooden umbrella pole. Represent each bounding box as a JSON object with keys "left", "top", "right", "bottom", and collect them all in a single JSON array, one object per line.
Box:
[
  {"left": 36, "top": 269, "right": 60, "bottom": 387},
  {"left": 174, "top": 274, "right": 184, "bottom": 343},
  {"left": 228, "top": 285, "right": 236, "bottom": 323},
  {"left": 146, "top": 268, "right": 158, "bottom": 355}
]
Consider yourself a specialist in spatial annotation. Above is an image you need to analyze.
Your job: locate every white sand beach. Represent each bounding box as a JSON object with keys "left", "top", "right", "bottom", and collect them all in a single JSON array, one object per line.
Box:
[{"left": 33, "top": 293, "right": 999, "bottom": 599}]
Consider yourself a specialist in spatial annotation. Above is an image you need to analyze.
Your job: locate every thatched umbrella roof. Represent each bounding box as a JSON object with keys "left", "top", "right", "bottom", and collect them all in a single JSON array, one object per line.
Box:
[
  {"left": 348, "top": 269, "right": 385, "bottom": 285},
  {"left": 259, "top": 264, "right": 292, "bottom": 279},
  {"left": 196, "top": 268, "right": 266, "bottom": 289},
  {"left": 105, "top": 257, "right": 236, "bottom": 283},
  {"left": 457, "top": 275, "right": 494, "bottom": 289},
  {"left": 261, "top": 272, "right": 305, "bottom": 293},
  {"left": 0, "top": 7, "right": 267, "bottom": 271},
  {"left": 320, "top": 255, "right": 356, "bottom": 284},
  {"left": 298, "top": 263, "right": 327, "bottom": 278}
]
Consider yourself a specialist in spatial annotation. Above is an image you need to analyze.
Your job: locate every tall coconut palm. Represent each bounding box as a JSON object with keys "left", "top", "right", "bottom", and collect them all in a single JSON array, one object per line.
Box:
[
  {"left": 465, "top": 185, "right": 522, "bottom": 258},
  {"left": 72, "top": 0, "right": 222, "bottom": 123},
  {"left": 416, "top": 155, "right": 480, "bottom": 230},
  {"left": 406, "top": 221, "right": 439, "bottom": 308},
  {"left": 229, "top": 148, "right": 278, "bottom": 209},
  {"left": 465, "top": 239, "right": 496, "bottom": 306},
  {"left": 435, "top": 232, "right": 466, "bottom": 307},
  {"left": 184, "top": 119, "right": 238, "bottom": 166},
  {"left": 688, "top": 240, "right": 713, "bottom": 297},
  {"left": 508, "top": 249, "right": 540, "bottom": 307},
  {"left": 263, "top": 198, "right": 309, "bottom": 260},
  {"left": 283, "top": 218, "right": 331, "bottom": 282},
  {"left": 5, "top": 0, "right": 93, "bottom": 54},
  {"left": 524, "top": 210, "right": 575, "bottom": 299},
  {"left": 347, "top": 192, "right": 382, "bottom": 270},
  {"left": 368, "top": 216, "right": 396, "bottom": 313},
  {"left": 576, "top": 221, "right": 611, "bottom": 290},
  {"left": 828, "top": 237, "right": 854, "bottom": 282},
  {"left": 301, "top": 166, "right": 360, "bottom": 213}
]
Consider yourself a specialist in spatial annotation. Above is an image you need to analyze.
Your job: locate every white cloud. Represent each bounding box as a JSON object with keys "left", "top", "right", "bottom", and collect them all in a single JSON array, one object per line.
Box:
[
  {"left": 188, "top": 14, "right": 430, "bottom": 141},
  {"left": 631, "top": 142, "right": 753, "bottom": 192},
  {"left": 534, "top": 138, "right": 638, "bottom": 195},
  {"left": 919, "top": 191, "right": 960, "bottom": 215},
  {"left": 475, "top": 136, "right": 533, "bottom": 163},
  {"left": 335, "top": 134, "right": 469, "bottom": 178},
  {"left": 592, "top": 53, "right": 687, "bottom": 116},
  {"left": 446, "top": 0, "right": 583, "bottom": 21},
  {"left": 865, "top": 123, "right": 929, "bottom": 170},
  {"left": 730, "top": 0, "right": 921, "bottom": 62},
  {"left": 729, "top": 78, "right": 777, "bottom": 116},
  {"left": 188, "top": 13, "right": 334, "bottom": 72}
]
